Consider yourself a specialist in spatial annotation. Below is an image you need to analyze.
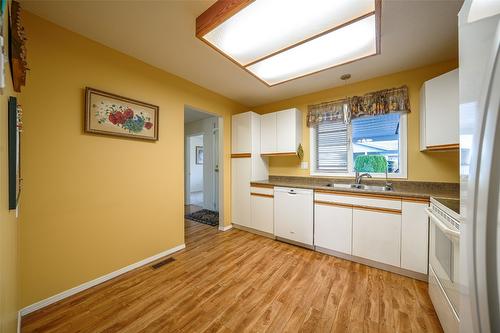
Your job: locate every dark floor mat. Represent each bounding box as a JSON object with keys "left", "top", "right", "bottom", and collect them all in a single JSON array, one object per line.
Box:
[{"left": 185, "top": 209, "right": 219, "bottom": 226}]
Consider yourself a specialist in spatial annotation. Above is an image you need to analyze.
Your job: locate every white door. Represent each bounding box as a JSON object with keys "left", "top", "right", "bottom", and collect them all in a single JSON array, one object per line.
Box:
[
  {"left": 276, "top": 109, "right": 295, "bottom": 153},
  {"left": 274, "top": 187, "right": 313, "bottom": 245},
  {"left": 213, "top": 127, "right": 219, "bottom": 211},
  {"left": 401, "top": 201, "right": 429, "bottom": 274},
  {"left": 314, "top": 203, "right": 352, "bottom": 254},
  {"left": 232, "top": 112, "right": 251, "bottom": 154},
  {"left": 231, "top": 158, "right": 251, "bottom": 228},
  {"left": 260, "top": 113, "right": 276, "bottom": 154},
  {"left": 250, "top": 194, "right": 273, "bottom": 234},
  {"left": 352, "top": 208, "right": 401, "bottom": 267}
]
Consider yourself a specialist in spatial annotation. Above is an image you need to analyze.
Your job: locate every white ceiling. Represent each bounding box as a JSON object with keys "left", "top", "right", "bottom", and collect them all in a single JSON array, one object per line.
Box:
[
  {"left": 184, "top": 106, "right": 214, "bottom": 124},
  {"left": 21, "top": 0, "right": 463, "bottom": 107}
]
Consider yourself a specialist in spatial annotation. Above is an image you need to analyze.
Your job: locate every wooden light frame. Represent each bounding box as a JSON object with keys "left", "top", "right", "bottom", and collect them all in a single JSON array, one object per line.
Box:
[{"left": 196, "top": 0, "right": 382, "bottom": 87}]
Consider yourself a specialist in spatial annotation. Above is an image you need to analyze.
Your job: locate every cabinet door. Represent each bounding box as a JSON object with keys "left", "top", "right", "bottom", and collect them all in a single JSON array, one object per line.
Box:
[
  {"left": 260, "top": 113, "right": 276, "bottom": 154},
  {"left": 276, "top": 109, "right": 296, "bottom": 153},
  {"left": 274, "top": 188, "right": 313, "bottom": 245},
  {"left": 251, "top": 194, "right": 273, "bottom": 234},
  {"left": 352, "top": 209, "right": 401, "bottom": 267},
  {"left": 314, "top": 203, "right": 352, "bottom": 254},
  {"left": 423, "top": 69, "right": 459, "bottom": 147},
  {"left": 401, "top": 201, "right": 429, "bottom": 274},
  {"left": 231, "top": 158, "right": 251, "bottom": 228},
  {"left": 232, "top": 112, "right": 251, "bottom": 154}
]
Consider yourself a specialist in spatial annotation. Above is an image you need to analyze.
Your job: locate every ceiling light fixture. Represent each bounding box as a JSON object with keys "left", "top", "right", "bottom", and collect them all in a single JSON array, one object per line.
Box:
[{"left": 196, "top": 0, "right": 381, "bottom": 86}]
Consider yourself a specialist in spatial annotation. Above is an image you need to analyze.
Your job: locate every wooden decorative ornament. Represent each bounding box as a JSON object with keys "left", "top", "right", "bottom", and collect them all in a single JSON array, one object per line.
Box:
[{"left": 9, "top": 0, "right": 27, "bottom": 92}]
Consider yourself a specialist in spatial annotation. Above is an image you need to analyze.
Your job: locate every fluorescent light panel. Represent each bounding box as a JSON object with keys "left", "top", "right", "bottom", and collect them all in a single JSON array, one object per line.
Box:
[
  {"left": 247, "top": 15, "right": 376, "bottom": 85},
  {"left": 198, "top": 0, "right": 379, "bottom": 86}
]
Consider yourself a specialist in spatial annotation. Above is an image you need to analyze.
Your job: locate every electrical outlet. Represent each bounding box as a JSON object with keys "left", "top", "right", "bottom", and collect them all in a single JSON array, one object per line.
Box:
[{"left": 300, "top": 161, "right": 309, "bottom": 169}]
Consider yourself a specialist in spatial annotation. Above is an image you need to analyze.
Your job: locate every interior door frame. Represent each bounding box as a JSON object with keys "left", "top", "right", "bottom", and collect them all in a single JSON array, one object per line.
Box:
[{"left": 184, "top": 105, "right": 224, "bottom": 231}]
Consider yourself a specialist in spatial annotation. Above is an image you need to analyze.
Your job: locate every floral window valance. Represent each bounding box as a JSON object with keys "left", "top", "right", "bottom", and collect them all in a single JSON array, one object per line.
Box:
[
  {"left": 307, "top": 85, "right": 411, "bottom": 127},
  {"left": 306, "top": 99, "right": 349, "bottom": 127}
]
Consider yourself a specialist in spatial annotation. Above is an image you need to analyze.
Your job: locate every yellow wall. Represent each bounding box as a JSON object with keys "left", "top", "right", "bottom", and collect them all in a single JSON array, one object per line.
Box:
[
  {"left": 252, "top": 60, "right": 460, "bottom": 183},
  {"left": 19, "top": 12, "right": 245, "bottom": 307},
  {"left": 0, "top": 3, "right": 20, "bottom": 332}
]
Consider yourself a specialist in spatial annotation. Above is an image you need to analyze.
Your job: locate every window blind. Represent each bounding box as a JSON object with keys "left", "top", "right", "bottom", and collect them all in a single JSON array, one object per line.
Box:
[{"left": 316, "top": 121, "right": 348, "bottom": 172}]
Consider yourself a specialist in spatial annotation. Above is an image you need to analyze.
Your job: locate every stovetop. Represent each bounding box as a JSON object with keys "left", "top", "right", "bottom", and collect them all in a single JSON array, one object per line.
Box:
[{"left": 433, "top": 197, "right": 460, "bottom": 215}]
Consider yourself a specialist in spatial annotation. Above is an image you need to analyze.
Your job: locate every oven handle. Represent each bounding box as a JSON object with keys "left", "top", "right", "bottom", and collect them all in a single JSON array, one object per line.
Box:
[{"left": 426, "top": 208, "right": 460, "bottom": 241}]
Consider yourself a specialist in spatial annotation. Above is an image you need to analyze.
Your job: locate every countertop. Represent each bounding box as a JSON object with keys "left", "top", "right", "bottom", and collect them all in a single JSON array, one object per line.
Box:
[{"left": 251, "top": 176, "right": 459, "bottom": 200}]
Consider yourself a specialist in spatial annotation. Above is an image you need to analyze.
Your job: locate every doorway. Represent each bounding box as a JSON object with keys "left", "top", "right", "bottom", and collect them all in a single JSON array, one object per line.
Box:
[{"left": 184, "top": 106, "right": 223, "bottom": 230}]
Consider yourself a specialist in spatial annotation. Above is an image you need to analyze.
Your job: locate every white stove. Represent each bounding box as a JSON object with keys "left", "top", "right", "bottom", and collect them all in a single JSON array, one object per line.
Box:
[{"left": 427, "top": 197, "right": 461, "bottom": 333}]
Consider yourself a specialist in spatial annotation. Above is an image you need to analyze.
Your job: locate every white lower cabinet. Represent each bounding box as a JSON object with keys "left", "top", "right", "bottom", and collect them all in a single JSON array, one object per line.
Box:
[
  {"left": 401, "top": 200, "right": 429, "bottom": 274},
  {"left": 250, "top": 187, "right": 274, "bottom": 234},
  {"left": 274, "top": 187, "right": 313, "bottom": 245},
  {"left": 314, "top": 203, "right": 352, "bottom": 254},
  {"left": 352, "top": 208, "right": 402, "bottom": 267}
]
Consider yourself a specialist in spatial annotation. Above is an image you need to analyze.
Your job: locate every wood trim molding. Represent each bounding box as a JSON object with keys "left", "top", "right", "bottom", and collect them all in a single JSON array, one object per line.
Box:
[
  {"left": 195, "top": 0, "right": 254, "bottom": 37},
  {"left": 195, "top": 0, "right": 382, "bottom": 87},
  {"left": 315, "top": 200, "right": 401, "bottom": 214},
  {"left": 260, "top": 152, "right": 297, "bottom": 157},
  {"left": 314, "top": 200, "right": 353, "bottom": 209},
  {"left": 315, "top": 189, "right": 402, "bottom": 201},
  {"left": 353, "top": 205, "right": 402, "bottom": 215},
  {"left": 402, "top": 196, "right": 430, "bottom": 204},
  {"left": 425, "top": 143, "right": 459, "bottom": 151},
  {"left": 250, "top": 192, "right": 274, "bottom": 198},
  {"left": 231, "top": 153, "right": 251, "bottom": 158},
  {"left": 250, "top": 183, "right": 274, "bottom": 189}
]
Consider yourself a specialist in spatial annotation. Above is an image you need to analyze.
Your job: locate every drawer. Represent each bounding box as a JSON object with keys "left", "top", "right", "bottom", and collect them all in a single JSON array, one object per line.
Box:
[
  {"left": 314, "top": 190, "right": 401, "bottom": 210},
  {"left": 250, "top": 186, "right": 274, "bottom": 196}
]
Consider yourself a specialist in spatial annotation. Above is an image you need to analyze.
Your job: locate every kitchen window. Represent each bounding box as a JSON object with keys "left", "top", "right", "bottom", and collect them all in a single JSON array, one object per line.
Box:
[{"left": 310, "top": 112, "right": 407, "bottom": 178}]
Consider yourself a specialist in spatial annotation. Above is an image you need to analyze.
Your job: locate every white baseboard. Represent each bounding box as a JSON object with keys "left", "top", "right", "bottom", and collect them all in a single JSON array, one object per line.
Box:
[
  {"left": 218, "top": 224, "right": 232, "bottom": 231},
  {"left": 19, "top": 243, "right": 186, "bottom": 317}
]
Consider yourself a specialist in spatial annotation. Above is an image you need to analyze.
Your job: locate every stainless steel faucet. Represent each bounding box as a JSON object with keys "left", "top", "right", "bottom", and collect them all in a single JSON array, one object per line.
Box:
[{"left": 355, "top": 172, "right": 372, "bottom": 184}]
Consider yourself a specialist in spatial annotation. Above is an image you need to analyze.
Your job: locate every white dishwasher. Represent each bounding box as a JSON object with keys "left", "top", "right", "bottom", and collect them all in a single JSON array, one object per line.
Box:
[{"left": 274, "top": 187, "right": 314, "bottom": 247}]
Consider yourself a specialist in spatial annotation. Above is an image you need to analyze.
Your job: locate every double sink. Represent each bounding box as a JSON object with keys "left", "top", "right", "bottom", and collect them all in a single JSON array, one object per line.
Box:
[{"left": 325, "top": 183, "right": 393, "bottom": 192}]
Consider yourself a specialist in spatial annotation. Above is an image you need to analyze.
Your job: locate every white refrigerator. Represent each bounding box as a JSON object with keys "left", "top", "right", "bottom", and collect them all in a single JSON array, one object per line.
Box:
[{"left": 459, "top": 1, "right": 500, "bottom": 332}]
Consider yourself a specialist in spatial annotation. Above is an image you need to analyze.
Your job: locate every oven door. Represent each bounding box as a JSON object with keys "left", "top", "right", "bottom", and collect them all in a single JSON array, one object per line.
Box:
[{"left": 427, "top": 208, "right": 461, "bottom": 317}]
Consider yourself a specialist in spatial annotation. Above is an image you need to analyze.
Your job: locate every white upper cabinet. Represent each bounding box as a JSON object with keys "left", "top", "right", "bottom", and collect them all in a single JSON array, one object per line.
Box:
[
  {"left": 231, "top": 112, "right": 252, "bottom": 154},
  {"left": 260, "top": 108, "right": 302, "bottom": 155},
  {"left": 420, "top": 69, "right": 459, "bottom": 150},
  {"left": 260, "top": 113, "right": 277, "bottom": 154}
]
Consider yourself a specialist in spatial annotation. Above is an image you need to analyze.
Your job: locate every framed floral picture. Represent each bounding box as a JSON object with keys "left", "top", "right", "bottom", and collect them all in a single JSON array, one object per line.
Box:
[
  {"left": 85, "top": 87, "right": 159, "bottom": 141},
  {"left": 195, "top": 146, "right": 203, "bottom": 165}
]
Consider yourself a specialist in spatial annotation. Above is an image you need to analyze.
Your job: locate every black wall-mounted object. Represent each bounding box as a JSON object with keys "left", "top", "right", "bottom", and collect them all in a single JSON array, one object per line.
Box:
[{"left": 8, "top": 96, "right": 20, "bottom": 210}]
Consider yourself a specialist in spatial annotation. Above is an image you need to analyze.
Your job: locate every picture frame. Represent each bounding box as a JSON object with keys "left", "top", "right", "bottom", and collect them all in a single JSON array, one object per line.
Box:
[
  {"left": 8, "top": 96, "right": 21, "bottom": 210},
  {"left": 195, "top": 146, "right": 203, "bottom": 165},
  {"left": 85, "top": 87, "right": 159, "bottom": 141}
]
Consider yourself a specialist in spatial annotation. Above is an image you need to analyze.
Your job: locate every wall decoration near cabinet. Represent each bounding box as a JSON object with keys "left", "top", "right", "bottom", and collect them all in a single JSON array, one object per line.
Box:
[
  {"left": 85, "top": 87, "right": 159, "bottom": 141},
  {"left": 0, "top": 0, "right": 7, "bottom": 88},
  {"left": 195, "top": 146, "right": 203, "bottom": 165},
  {"left": 9, "top": 0, "right": 28, "bottom": 92},
  {"left": 8, "top": 96, "right": 22, "bottom": 210}
]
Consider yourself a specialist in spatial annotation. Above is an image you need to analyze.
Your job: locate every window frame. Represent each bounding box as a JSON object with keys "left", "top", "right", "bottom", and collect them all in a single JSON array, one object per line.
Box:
[{"left": 309, "top": 113, "right": 408, "bottom": 179}]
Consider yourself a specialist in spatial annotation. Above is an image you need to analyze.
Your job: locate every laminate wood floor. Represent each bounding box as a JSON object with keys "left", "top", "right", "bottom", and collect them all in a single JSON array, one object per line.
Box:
[{"left": 22, "top": 220, "right": 443, "bottom": 332}]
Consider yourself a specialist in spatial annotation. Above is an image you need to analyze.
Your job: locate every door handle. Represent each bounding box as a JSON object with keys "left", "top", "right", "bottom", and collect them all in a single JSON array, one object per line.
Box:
[{"left": 426, "top": 208, "right": 460, "bottom": 241}]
